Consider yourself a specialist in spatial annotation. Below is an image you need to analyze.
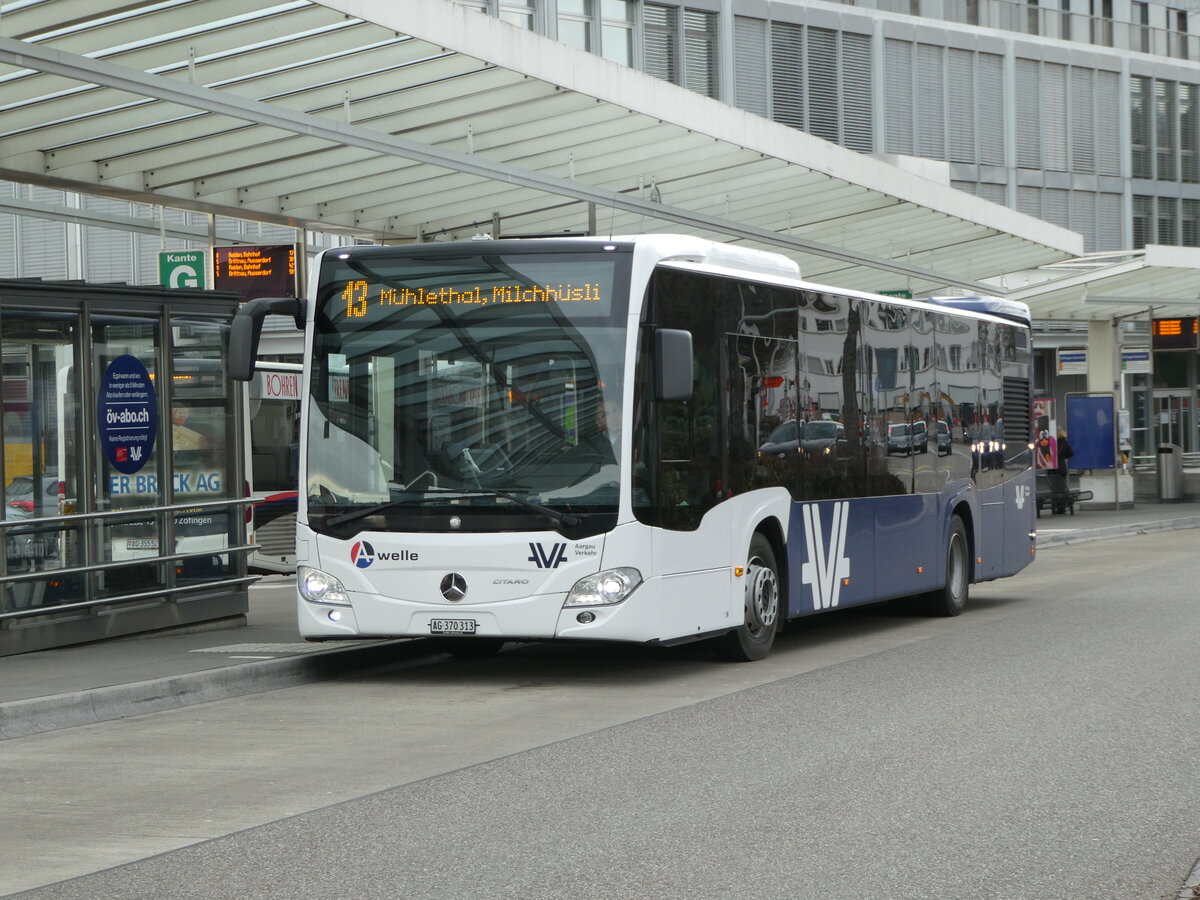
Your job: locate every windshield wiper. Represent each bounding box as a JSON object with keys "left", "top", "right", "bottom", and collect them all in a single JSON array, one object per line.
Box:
[{"left": 325, "top": 487, "right": 580, "bottom": 529}]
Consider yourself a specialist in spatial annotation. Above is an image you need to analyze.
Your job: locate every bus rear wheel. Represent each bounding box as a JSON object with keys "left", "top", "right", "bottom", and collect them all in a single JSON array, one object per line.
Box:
[
  {"left": 923, "top": 516, "right": 969, "bottom": 617},
  {"left": 718, "top": 534, "right": 779, "bottom": 662}
]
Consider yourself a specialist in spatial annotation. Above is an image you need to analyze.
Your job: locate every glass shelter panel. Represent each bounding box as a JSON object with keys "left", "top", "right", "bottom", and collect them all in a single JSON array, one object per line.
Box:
[
  {"left": 91, "top": 316, "right": 165, "bottom": 597},
  {"left": 171, "top": 318, "right": 239, "bottom": 584},
  {"left": 1, "top": 313, "right": 81, "bottom": 612}
]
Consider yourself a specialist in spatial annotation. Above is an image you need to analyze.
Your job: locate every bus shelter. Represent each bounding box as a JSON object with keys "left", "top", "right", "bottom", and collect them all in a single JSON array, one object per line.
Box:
[{"left": 0, "top": 279, "right": 253, "bottom": 656}]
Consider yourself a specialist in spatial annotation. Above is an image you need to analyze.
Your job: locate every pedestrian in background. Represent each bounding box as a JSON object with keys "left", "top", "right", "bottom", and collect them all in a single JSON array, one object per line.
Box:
[{"left": 1056, "top": 427, "right": 1073, "bottom": 478}]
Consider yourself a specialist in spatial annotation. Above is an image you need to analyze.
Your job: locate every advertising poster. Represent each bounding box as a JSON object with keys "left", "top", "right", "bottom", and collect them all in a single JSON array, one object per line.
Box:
[
  {"left": 1034, "top": 398, "right": 1057, "bottom": 469},
  {"left": 97, "top": 354, "right": 158, "bottom": 475}
]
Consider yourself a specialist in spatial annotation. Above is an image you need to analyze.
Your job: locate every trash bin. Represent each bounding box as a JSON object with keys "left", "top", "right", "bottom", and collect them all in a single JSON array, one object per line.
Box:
[{"left": 1157, "top": 443, "right": 1184, "bottom": 502}]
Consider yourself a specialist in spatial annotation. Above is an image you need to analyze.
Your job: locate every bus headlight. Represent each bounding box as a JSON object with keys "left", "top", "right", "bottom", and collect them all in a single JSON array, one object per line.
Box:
[
  {"left": 564, "top": 567, "right": 642, "bottom": 607},
  {"left": 298, "top": 566, "right": 351, "bottom": 607}
]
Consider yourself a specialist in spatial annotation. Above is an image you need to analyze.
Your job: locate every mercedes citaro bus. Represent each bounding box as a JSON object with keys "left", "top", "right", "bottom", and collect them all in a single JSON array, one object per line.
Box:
[{"left": 230, "top": 235, "right": 1036, "bottom": 661}]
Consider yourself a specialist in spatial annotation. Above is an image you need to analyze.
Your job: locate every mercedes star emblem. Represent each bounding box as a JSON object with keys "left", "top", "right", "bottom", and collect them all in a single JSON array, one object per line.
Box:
[{"left": 440, "top": 573, "right": 468, "bottom": 602}]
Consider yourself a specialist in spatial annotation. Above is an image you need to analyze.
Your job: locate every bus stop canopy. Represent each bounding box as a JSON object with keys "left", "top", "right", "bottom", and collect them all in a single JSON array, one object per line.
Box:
[
  {"left": 0, "top": 0, "right": 1083, "bottom": 295},
  {"left": 1002, "top": 245, "right": 1200, "bottom": 320}
]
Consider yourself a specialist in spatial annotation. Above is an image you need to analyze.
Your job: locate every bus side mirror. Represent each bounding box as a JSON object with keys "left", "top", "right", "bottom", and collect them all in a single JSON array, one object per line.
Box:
[
  {"left": 230, "top": 297, "right": 303, "bottom": 381},
  {"left": 655, "top": 328, "right": 693, "bottom": 401}
]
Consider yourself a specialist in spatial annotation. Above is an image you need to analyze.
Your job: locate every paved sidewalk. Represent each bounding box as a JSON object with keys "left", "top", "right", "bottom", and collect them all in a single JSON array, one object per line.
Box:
[{"left": 2, "top": 499, "right": 1198, "bottom": 739}]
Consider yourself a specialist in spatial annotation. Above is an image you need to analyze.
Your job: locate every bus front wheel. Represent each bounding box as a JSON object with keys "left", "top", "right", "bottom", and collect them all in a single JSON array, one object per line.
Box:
[
  {"left": 923, "top": 516, "right": 969, "bottom": 617},
  {"left": 718, "top": 534, "right": 779, "bottom": 662}
]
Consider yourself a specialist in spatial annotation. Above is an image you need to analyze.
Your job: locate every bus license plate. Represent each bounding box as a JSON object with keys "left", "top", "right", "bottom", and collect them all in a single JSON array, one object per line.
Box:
[{"left": 429, "top": 618, "right": 477, "bottom": 635}]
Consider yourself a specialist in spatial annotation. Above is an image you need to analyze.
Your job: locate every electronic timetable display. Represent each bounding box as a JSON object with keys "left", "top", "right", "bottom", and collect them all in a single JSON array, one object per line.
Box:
[
  {"left": 214, "top": 244, "right": 297, "bottom": 301},
  {"left": 1151, "top": 317, "right": 1199, "bottom": 351}
]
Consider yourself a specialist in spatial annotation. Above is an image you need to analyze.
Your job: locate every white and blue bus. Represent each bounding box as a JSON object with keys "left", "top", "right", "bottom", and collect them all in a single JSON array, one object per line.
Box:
[{"left": 230, "top": 235, "right": 1036, "bottom": 661}]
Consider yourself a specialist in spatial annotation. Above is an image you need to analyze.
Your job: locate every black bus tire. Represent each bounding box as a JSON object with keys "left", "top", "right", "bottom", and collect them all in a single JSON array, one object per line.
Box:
[
  {"left": 718, "top": 533, "right": 780, "bottom": 662},
  {"left": 923, "top": 516, "right": 969, "bottom": 617}
]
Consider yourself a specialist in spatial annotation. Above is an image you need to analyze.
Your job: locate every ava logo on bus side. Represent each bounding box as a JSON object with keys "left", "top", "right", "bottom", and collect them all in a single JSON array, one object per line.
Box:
[
  {"left": 529, "top": 542, "right": 567, "bottom": 568},
  {"left": 800, "top": 502, "right": 851, "bottom": 611}
]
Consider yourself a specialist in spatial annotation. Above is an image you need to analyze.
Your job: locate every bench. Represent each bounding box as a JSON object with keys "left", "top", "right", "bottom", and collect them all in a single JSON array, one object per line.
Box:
[{"left": 1035, "top": 472, "right": 1094, "bottom": 516}]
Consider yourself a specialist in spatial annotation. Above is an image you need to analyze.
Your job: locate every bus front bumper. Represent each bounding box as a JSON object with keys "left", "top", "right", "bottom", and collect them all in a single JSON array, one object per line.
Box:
[{"left": 297, "top": 584, "right": 671, "bottom": 644}]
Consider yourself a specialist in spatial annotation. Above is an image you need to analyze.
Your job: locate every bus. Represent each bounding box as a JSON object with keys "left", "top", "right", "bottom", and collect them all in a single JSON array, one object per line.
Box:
[
  {"left": 230, "top": 235, "right": 1036, "bottom": 661},
  {"left": 245, "top": 362, "right": 302, "bottom": 574}
]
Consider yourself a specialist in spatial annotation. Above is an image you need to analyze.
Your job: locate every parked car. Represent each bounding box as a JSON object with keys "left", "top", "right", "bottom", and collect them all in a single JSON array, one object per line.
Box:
[
  {"left": 911, "top": 420, "right": 929, "bottom": 454},
  {"left": 758, "top": 419, "right": 847, "bottom": 461},
  {"left": 798, "top": 419, "right": 847, "bottom": 459},
  {"left": 5, "top": 471, "right": 62, "bottom": 521},
  {"left": 4, "top": 471, "right": 62, "bottom": 568},
  {"left": 886, "top": 423, "right": 912, "bottom": 455},
  {"left": 934, "top": 420, "right": 953, "bottom": 456},
  {"left": 758, "top": 420, "right": 800, "bottom": 459}
]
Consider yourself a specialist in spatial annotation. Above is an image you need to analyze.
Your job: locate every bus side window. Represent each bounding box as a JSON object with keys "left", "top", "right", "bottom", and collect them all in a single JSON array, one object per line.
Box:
[{"left": 659, "top": 399, "right": 693, "bottom": 462}]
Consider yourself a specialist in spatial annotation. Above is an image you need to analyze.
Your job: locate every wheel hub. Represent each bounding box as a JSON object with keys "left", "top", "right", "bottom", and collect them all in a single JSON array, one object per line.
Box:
[{"left": 745, "top": 558, "right": 779, "bottom": 633}]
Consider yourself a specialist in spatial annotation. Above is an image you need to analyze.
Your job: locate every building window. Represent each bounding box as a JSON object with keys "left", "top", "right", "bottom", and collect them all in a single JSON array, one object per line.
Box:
[
  {"left": 1173, "top": 9, "right": 1190, "bottom": 60},
  {"left": 1157, "top": 196, "right": 1179, "bottom": 243},
  {"left": 946, "top": 0, "right": 980, "bottom": 26},
  {"left": 640, "top": 4, "right": 719, "bottom": 99},
  {"left": 499, "top": 0, "right": 535, "bottom": 28},
  {"left": 556, "top": 0, "right": 633, "bottom": 63},
  {"left": 771, "top": 23, "right": 804, "bottom": 130},
  {"left": 1132, "top": 195, "right": 1151, "bottom": 248},
  {"left": 558, "top": 0, "right": 593, "bottom": 50},
  {"left": 1134, "top": 1, "right": 1150, "bottom": 52},
  {"left": 772, "top": 24, "right": 873, "bottom": 153},
  {"left": 643, "top": 4, "right": 679, "bottom": 84},
  {"left": 601, "top": 0, "right": 634, "bottom": 66},
  {"left": 1089, "top": 0, "right": 1112, "bottom": 46},
  {"left": 452, "top": 0, "right": 534, "bottom": 26},
  {"left": 1060, "top": 0, "right": 1072, "bottom": 40},
  {"left": 1183, "top": 199, "right": 1200, "bottom": 245},
  {"left": 1157, "top": 80, "right": 1178, "bottom": 181},
  {"left": 1027, "top": 0, "right": 1041, "bottom": 35},
  {"left": 1132, "top": 76, "right": 1153, "bottom": 178},
  {"left": 683, "top": 8, "right": 718, "bottom": 97},
  {"left": 1182, "top": 84, "right": 1199, "bottom": 183}
]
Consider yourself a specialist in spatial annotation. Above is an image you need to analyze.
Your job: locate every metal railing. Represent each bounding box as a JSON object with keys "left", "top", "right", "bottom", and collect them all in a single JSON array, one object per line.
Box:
[
  {"left": 1131, "top": 451, "right": 1200, "bottom": 470},
  {"left": 937, "top": 0, "right": 1198, "bottom": 59},
  {"left": 1, "top": 496, "right": 258, "bottom": 620}
]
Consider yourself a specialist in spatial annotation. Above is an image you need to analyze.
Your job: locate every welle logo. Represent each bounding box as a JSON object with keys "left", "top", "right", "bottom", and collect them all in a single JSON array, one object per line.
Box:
[
  {"left": 528, "top": 542, "right": 568, "bottom": 569},
  {"left": 800, "top": 502, "right": 851, "bottom": 610}
]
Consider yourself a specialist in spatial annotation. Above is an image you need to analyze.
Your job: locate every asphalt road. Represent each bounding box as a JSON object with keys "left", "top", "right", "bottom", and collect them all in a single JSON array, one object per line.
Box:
[{"left": 3, "top": 530, "right": 1200, "bottom": 899}]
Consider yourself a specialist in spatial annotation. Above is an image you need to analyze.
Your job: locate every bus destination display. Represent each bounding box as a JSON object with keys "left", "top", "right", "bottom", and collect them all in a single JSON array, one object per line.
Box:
[
  {"left": 214, "top": 244, "right": 297, "bottom": 301},
  {"left": 340, "top": 279, "right": 605, "bottom": 318},
  {"left": 1151, "top": 316, "right": 1199, "bottom": 351}
]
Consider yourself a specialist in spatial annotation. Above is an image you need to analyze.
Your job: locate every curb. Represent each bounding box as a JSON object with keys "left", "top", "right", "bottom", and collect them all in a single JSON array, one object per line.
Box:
[
  {"left": 0, "top": 640, "right": 432, "bottom": 740},
  {"left": 1036, "top": 515, "right": 1200, "bottom": 549}
]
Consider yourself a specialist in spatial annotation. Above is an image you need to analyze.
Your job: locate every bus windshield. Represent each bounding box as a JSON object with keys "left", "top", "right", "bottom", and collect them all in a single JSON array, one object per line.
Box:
[{"left": 307, "top": 246, "right": 631, "bottom": 535}]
